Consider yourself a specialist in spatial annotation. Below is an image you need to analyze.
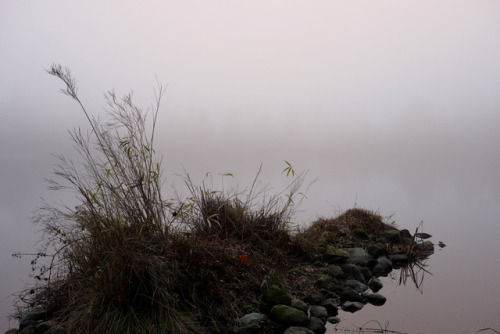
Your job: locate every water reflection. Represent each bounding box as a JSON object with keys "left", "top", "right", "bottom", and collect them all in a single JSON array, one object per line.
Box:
[
  {"left": 329, "top": 233, "right": 437, "bottom": 334},
  {"left": 396, "top": 255, "right": 432, "bottom": 294},
  {"left": 331, "top": 319, "right": 408, "bottom": 334}
]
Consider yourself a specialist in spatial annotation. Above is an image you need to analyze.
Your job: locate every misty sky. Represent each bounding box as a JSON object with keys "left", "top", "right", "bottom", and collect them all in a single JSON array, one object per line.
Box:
[{"left": 1, "top": 1, "right": 500, "bottom": 331}]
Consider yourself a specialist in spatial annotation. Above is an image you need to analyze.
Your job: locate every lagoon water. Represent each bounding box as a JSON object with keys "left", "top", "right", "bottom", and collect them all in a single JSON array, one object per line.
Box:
[{"left": 2, "top": 133, "right": 499, "bottom": 333}]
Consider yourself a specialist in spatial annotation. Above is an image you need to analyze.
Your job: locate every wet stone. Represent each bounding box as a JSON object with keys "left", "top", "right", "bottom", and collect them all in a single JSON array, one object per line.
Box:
[
  {"left": 345, "top": 248, "right": 374, "bottom": 266},
  {"left": 389, "top": 254, "right": 408, "bottom": 264},
  {"left": 343, "top": 264, "right": 365, "bottom": 283},
  {"left": 345, "top": 280, "right": 368, "bottom": 293},
  {"left": 310, "top": 305, "right": 328, "bottom": 319},
  {"left": 365, "top": 293, "right": 387, "bottom": 306},
  {"left": 367, "top": 277, "right": 383, "bottom": 292},
  {"left": 341, "top": 301, "right": 364, "bottom": 313},
  {"left": 307, "top": 316, "right": 326, "bottom": 334},
  {"left": 320, "top": 298, "right": 338, "bottom": 316},
  {"left": 340, "top": 288, "right": 364, "bottom": 303}
]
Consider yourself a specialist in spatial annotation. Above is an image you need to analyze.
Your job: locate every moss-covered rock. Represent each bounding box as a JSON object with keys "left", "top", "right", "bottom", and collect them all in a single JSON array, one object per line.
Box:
[
  {"left": 263, "top": 285, "right": 292, "bottom": 306},
  {"left": 325, "top": 246, "right": 349, "bottom": 260},
  {"left": 291, "top": 299, "right": 308, "bottom": 313},
  {"left": 270, "top": 305, "right": 308, "bottom": 325}
]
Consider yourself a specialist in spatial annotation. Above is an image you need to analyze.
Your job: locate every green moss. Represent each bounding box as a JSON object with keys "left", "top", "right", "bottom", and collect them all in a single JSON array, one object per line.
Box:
[
  {"left": 263, "top": 285, "right": 291, "bottom": 306},
  {"left": 270, "top": 305, "right": 307, "bottom": 325}
]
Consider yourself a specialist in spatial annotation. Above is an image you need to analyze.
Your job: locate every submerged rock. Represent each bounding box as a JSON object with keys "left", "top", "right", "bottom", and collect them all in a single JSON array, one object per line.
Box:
[{"left": 327, "top": 316, "right": 340, "bottom": 324}]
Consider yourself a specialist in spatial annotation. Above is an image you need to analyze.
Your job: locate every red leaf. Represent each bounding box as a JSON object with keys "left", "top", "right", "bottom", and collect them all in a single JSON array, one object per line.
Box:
[{"left": 238, "top": 254, "right": 250, "bottom": 266}]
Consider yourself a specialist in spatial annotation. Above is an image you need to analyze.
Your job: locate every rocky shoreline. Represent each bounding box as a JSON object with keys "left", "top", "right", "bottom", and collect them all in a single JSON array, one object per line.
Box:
[{"left": 7, "top": 223, "right": 436, "bottom": 334}]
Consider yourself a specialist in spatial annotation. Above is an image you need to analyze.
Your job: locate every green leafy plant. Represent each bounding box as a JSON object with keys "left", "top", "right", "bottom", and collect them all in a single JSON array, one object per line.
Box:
[{"left": 282, "top": 160, "right": 295, "bottom": 177}]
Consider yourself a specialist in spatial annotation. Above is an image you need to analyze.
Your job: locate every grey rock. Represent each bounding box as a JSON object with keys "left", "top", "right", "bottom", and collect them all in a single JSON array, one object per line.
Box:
[
  {"left": 341, "top": 301, "right": 364, "bottom": 313},
  {"left": 283, "top": 327, "right": 316, "bottom": 334},
  {"left": 235, "top": 324, "right": 260, "bottom": 334},
  {"left": 343, "top": 264, "right": 365, "bottom": 283},
  {"left": 372, "top": 257, "right": 393, "bottom": 276},
  {"left": 304, "top": 292, "right": 325, "bottom": 305},
  {"left": 320, "top": 298, "right": 338, "bottom": 316},
  {"left": 377, "top": 256, "right": 392, "bottom": 265},
  {"left": 380, "top": 229, "right": 400, "bottom": 243},
  {"left": 345, "top": 248, "right": 374, "bottom": 266},
  {"left": 414, "top": 241, "right": 434, "bottom": 256},
  {"left": 389, "top": 254, "right": 408, "bottom": 264},
  {"left": 359, "top": 266, "right": 373, "bottom": 280},
  {"left": 19, "top": 306, "right": 46, "bottom": 330},
  {"left": 400, "top": 229, "right": 412, "bottom": 239},
  {"left": 438, "top": 241, "right": 446, "bottom": 248},
  {"left": 365, "top": 293, "right": 387, "bottom": 306},
  {"left": 345, "top": 279, "right": 368, "bottom": 293},
  {"left": 367, "top": 277, "right": 383, "bottom": 292},
  {"left": 366, "top": 244, "right": 385, "bottom": 257},
  {"left": 340, "top": 288, "right": 363, "bottom": 303},
  {"left": 307, "top": 316, "right": 326, "bottom": 334},
  {"left": 238, "top": 313, "right": 268, "bottom": 326},
  {"left": 309, "top": 305, "right": 328, "bottom": 319}
]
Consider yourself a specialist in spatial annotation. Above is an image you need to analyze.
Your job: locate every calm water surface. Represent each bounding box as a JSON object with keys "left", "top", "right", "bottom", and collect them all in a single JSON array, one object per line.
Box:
[
  {"left": 326, "top": 209, "right": 500, "bottom": 333},
  {"left": 2, "top": 151, "right": 499, "bottom": 333}
]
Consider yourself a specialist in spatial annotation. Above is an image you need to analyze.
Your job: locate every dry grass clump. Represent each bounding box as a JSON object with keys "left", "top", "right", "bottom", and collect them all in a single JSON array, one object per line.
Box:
[{"left": 298, "top": 208, "right": 392, "bottom": 249}]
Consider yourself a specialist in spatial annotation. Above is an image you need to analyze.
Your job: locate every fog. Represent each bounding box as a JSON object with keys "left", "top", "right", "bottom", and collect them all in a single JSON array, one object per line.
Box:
[{"left": 1, "top": 1, "right": 500, "bottom": 332}]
